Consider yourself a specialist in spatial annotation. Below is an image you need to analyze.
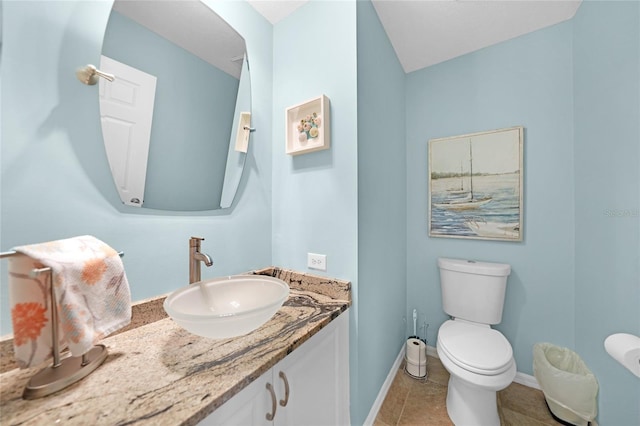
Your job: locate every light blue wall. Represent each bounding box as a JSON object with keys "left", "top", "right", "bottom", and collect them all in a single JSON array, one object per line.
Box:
[
  {"left": 356, "top": 1, "right": 407, "bottom": 424},
  {"left": 573, "top": 2, "right": 640, "bottom": 424},
  {"left": 221, "top": 54, "right": 252, "bottom": 209},
  {"left": 406, "top": 3, "right": 639, "bottom": 424},
  {"left": 102, "top": 11, "right": 238, "bottom": 211},
  {"left": 271, "top": 0, "right": 359, "bottom": 421},
  {"left": 0, "top": 0, "right": 273, "bottom": 335},
  {"left": 406, "top": 20, "right": 576, "bottom": 374},
  {"left": 271, "top": 1, "right": 358, "bottom": 278},
  {"left": 206, "top": 0, "right": 274, "bottom": 213},
  {"left": 2, "top": 1, "right": 638, "bottom": 424}
]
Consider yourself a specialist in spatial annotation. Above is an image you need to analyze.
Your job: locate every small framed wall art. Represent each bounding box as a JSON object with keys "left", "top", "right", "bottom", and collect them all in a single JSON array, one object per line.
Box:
[
  {"left": 428, "top": 126, "right": 524, "bottom": 242},
  {"left": 286, "top": 95, "right": 330, "bottom": 155}
]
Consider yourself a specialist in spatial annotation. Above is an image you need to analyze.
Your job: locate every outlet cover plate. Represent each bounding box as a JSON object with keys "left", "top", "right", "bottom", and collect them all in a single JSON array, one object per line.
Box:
[{"left": 307, "top": 253, "right": 327, "bottom": 271}]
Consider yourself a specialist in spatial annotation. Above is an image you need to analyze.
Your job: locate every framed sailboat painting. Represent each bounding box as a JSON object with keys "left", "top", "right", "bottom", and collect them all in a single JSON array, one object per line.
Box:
[{"left": 428, "top": 126, "right": 524, "bottom": 241}]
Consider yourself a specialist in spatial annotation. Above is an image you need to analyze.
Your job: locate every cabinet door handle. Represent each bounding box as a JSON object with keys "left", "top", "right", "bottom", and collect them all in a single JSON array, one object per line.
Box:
[
  {"left": 278, "top": 371, "right": 290, "bottom": 407},
  {"left": 266, "top": 382, "right": 277, "bottom": 421}
]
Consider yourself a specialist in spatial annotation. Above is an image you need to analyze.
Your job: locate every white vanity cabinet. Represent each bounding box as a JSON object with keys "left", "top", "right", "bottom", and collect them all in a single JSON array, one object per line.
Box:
[{"left": 200, "top": 311, "right": 349, "bottom": 426}]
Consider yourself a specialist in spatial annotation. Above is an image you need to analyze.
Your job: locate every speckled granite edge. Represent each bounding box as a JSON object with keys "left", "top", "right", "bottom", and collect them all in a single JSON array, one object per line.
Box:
[
  {"left": 252, "top": 266, "right": 351, "bottom": 302},
  {"left": 0, "top": 294, "right": 169, "bottom": 374},
  {"left": 0, "top": 267, "right": 348, "bottom": 374}
]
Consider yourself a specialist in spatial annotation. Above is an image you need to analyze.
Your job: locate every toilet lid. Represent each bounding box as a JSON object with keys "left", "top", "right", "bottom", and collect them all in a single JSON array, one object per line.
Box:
[{"left": 438, "top": 320, "right": 513, "bottom": 375}]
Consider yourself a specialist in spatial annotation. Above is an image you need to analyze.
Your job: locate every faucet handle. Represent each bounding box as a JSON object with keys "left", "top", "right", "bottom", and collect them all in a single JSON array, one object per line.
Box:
[{"left": 190, "top": 236, "right": 205, "bottom": 248}]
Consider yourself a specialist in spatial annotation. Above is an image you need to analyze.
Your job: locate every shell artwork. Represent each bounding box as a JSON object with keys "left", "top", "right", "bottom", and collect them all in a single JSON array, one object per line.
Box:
[{"left": 297, "top": 112, "right": 321, "bottom": 142}]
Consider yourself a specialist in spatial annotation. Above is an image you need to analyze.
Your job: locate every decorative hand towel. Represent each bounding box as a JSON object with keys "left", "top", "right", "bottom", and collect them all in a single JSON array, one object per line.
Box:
[{"left": 8, "top": 235, "right": 131, "bottom": 368}]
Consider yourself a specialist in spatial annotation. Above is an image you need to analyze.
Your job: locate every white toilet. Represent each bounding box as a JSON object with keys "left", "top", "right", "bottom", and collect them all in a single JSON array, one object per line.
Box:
[{"left": 436, "top": 258, "right": 516, "bottom": 426}]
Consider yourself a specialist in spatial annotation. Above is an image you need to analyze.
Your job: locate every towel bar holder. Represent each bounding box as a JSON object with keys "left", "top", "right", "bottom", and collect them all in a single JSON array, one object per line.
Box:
[{"left": 0, "top": 250, "right": 124, "bottom": 399}]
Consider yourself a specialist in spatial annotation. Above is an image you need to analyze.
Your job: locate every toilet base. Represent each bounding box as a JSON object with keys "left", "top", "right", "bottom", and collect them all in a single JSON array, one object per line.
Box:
[{"left": 446, "top": 375, "right": 500, "bottom": 426}]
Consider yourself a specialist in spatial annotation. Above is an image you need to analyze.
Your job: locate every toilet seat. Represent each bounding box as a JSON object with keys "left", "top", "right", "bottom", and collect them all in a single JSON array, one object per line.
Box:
[{"left": 438, "top": 320, "right": 513, "bottom": 375}]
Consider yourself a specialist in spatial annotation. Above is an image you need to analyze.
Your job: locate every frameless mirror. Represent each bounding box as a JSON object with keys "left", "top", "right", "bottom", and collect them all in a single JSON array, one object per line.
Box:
[{"left": 99, "top": 0, "right": 250, "bottom": 211}]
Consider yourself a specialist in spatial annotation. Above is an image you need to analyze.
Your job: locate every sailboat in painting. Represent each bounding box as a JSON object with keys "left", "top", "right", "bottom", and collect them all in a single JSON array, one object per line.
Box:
[
  {"left": 433, "top": 140, "right": 491, "bottom": 210},
  {"left": 447, "top": 162, "right": 467, "bottom": 195}
]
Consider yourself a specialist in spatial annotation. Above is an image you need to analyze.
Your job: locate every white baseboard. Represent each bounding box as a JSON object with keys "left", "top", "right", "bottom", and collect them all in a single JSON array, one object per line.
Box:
[
  {"left": 514, "top": 371, "right": 541, "bottom": 389},
  {"left": 426, "top": 344, "right": 437, "bottom": 358},
  {"left": 427, "top": 345, "right": 541, "bottom": 389},
  {"left": 364, "top": 342, "right": 540, "bottom": 424},
  {"left": 363, "top": 344, "right": 405, "bottom": 426}
]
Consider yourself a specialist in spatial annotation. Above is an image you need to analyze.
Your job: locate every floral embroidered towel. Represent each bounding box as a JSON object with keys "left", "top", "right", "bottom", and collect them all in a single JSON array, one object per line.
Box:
[{"left": 8, "top": 235, "right": 131, "bottom": 368}]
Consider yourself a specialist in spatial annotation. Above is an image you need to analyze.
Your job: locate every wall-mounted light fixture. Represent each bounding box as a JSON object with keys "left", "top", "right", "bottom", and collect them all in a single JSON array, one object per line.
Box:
[
  {"left": 235, "top": 112, "right": 253, "bottom": 153},
  {"left": 75, "top": 64, "right": 115, "bottom": 85}
]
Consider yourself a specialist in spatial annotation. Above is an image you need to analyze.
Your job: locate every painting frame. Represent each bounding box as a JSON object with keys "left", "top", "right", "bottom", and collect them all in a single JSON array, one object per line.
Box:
[{"left": 428, "top": 126, "right": 524, "bottom": 242}]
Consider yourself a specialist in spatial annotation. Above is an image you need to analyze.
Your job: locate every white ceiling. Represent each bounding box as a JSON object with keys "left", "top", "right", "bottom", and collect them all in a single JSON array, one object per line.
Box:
[
  {"left": 247, "top": 0, "right": 309, "bottom": 24},
  {"left": 249, "top": 0, "right": 582, "bottom": 73},
  {"left": 112, "top": 1, "right": 583, "bottom": 77},
  {"left": 112, "top": 0, "right": 246, "bottom": 78}
]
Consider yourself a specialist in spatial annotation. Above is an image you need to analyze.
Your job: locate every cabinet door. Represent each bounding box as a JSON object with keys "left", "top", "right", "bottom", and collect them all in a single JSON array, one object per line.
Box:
[
  {"left": 199, "top": 373, "right": 273, "bottom": 426},
  {"left": 274, "top": 313, "right": 350, "bottom": 426}
]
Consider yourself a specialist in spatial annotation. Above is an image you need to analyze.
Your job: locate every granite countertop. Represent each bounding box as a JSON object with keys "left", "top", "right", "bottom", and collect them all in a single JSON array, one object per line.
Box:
[{"left": 0, "top": 267, "right": 351, "bottom": 426}]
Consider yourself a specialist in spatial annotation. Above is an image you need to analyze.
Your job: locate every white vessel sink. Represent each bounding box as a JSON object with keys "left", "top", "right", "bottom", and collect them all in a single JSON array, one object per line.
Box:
[{"left": 163, "top": 275, "right": 290, "bottom": 339}]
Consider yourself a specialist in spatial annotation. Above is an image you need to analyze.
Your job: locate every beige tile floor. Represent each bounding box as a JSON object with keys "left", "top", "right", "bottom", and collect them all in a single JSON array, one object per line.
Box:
[{"left": 374, "top": 356, "right": 564, "bottom": 426}]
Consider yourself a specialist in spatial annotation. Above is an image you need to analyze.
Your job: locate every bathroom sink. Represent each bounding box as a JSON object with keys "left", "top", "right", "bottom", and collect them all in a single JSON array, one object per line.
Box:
[{"left": 163, "top": 275, "right": 290, "bottom": 339}]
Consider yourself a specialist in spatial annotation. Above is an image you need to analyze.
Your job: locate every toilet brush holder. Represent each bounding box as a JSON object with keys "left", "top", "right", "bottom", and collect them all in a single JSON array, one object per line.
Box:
[{"left": 405, "top": 338, "right": 428, "bottom": 378}]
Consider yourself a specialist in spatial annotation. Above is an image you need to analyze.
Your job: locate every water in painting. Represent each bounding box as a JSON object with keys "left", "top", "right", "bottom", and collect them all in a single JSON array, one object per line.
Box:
[
  {"left": 430, "top": 173, "right": 520, "bottom": 239},
  {"left": 428, "top": 127, "right": 523, "bottom": 241}
]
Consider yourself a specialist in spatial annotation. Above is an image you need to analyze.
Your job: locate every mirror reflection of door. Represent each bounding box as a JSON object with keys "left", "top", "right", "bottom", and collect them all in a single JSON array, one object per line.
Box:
[
  {"left": 99, "top": 55, "right": 157, "bottom": 207},
  {"left": 100, "top": 0, "right": 249, "bottom": 212}
]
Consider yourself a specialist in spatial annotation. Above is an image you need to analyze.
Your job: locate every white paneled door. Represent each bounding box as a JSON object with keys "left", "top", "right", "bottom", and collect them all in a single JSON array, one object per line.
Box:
[{"left": 99, "top": 55, "right": 157, "bottom": 207}]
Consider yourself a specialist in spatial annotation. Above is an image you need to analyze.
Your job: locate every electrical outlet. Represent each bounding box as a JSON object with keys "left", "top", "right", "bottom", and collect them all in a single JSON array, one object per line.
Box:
[{"left": 307, "top": 253, "right": 327, "bottom": 271}]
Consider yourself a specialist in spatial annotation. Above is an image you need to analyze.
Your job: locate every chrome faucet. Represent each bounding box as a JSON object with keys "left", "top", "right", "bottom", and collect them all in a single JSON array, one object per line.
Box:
[{"left": 189, "top": 237, "right": 213, "bottom": 284}]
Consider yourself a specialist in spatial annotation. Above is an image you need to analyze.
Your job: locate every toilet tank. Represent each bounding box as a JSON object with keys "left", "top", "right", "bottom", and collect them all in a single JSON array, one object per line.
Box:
[{"left": 438, "top": 258, "right": 511, "bottom": 325}]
